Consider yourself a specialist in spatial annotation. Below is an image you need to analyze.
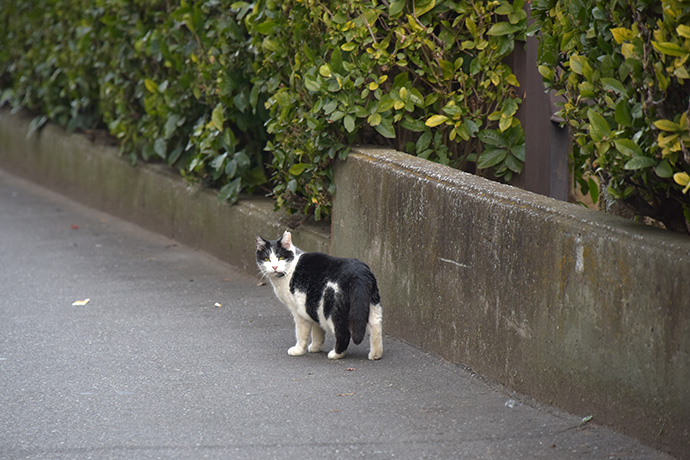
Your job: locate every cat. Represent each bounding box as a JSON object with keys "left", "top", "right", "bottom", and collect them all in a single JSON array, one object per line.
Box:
[{"left": 255, "top": 231, "right": 383, "bottom": 360}]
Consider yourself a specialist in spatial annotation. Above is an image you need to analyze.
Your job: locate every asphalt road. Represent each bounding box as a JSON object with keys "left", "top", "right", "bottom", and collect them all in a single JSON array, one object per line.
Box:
[{"left": 0, "top": 169, "right": 671, "bottom": 459}]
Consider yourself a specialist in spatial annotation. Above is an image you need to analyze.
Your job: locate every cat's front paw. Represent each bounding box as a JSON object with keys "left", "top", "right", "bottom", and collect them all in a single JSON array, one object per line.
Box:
[
  {"left": 327, "top": 350, "right": 345, "bottom": 360},
  {"left": 288, "top": 346, "right": 307, "bottom": 356}
]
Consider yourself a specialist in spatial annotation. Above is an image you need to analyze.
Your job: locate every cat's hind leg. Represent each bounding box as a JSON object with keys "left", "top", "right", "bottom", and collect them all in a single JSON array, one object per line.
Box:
[
  {"left": 328, "top": 327, "right": 350, "bottom": 359},
  {"left": 308, "top": 324, "right": 325, "bottom": 353},
  {"left": 367, "top": 303, "right": 383, "bottom": 360},
  {"left": 288, "top": 316, "right": 311, "bottom": 356}
]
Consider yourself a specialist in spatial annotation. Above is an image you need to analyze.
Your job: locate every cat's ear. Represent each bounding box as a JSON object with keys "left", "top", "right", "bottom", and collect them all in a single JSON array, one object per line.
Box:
[
  {"left": 255, "top": 235, "right": 268, "bottom": 250},
  {"left": 280, "top": 231, "right": 293, "bottom": 250}
]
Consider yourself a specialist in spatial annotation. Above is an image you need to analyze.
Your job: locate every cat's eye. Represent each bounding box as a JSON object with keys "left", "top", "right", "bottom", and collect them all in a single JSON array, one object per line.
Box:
[
  {"left": 263, "top": 257, "right": 270, "bottom": 261},
  {"left": 279, "top": 256, "right": 285, "bottom": 260}
]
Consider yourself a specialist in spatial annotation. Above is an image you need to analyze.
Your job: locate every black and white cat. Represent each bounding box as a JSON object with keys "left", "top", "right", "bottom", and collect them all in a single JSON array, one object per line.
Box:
[{"left": 255, "top": 231, "right": 383, "bottom": 360}]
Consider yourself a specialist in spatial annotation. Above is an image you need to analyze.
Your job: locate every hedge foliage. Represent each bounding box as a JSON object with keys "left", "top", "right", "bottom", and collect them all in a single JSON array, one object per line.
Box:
[
  {"left": 0, "top": 0, "right": 527, "bottom": 221},
  {"left": 532, "top": 0, "right": 690, "bottom": 233}
]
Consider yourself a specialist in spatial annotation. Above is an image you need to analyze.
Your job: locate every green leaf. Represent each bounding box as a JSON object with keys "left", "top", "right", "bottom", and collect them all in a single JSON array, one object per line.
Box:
[
  {"left": 654, "top": 119, "right": 680, "bottom": 132},
  {"left": 367, "top": 112, "right": 382, "bottom": 126},
  {"left": 389, "top": 0, "right": 406, "bottom": 17},
  {"left": 613, "top": 139, "right": 643, "bottom": 157},
  {"left": 614, "top": 101, "right": 632, "bottom": 127},
  {"left": 218, "top": 178, "right": 242, "bottom": 204},
  {"left": 477, "top": 147, "right": 508, "bottom": 168},
  {"left": 610, "top": 27, "right": 633, "bottom": 44},
  {"left": 569, "top": 55, "right": 592, "bottom": 78},
  {"left": 416, "top": 131, "right": 432, "bottom": 151},
  {"left": 587, "top": 109, "right": 612, "bottom": 142},
  {"left": 414, "top": 0, "right": 435, "bottom": 17},
  {"left": 499, "top": 116, "right": 512, "bottom": 132},
  {"left": 319, "top": 64, "right": 332, "bottom": 78},
  {"left": 678, "top": 24, "right": 690, "bottom": 39},
  {"left": 144, "top": 79, "right": 158, "bottom": 93},
  {"left": 211, "top": 104, "right": 224, "bottom": 130},
  {"left": 289, "top": 163, "right": 310, "bottom": 176},
  {"left": 488, "top": 22, "right": 521, "bottom": 36},
  {"left": 153, "top": 138, "right": 167, "bottom": 159},
  {"left": 344, "top": 115, "right": 355, "bottom": 133},
  {"left": 478, "top": 129, "right": 507, "bottom": 147},
  {"left": 624, "top": 156, "right": 656, "bottom": 170},
  {"left": 655, "top": 160, "right": 674, "bottom": 178},
  {"left": 652, "top": 41, "right": 688, "bottom": 58},
  {"left": 341, "top": 42, "right": 356, "bottom": 52},
  {"left": 588, "top": 177, "right": 600, "bottom": 203},
  {"left": 425, "top": 114, "right": 449, "bottom": 127},
  {"left": 600, "top": 78, "right": 626, "bottom": 94},
  {"left": 375, "top": 118, "right": 396, "bottom": 138}
]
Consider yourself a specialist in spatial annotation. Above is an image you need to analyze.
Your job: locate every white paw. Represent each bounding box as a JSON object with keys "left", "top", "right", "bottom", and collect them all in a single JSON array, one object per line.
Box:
[
  {"left": 368, "top": 350, "right": 382, "bottom": 360},
  {"left": 308, "top": 343, "right": 323, "bottom": 353},
  {"left": 288, "top": 346, "right": 307, "bottom": 356},
  {"left": 327, "top": 349, "right": 345, "bottom": 360}
]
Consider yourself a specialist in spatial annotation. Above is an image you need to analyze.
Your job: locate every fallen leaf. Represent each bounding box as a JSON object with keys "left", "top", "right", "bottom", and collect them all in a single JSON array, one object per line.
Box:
[
  {"left": 346, "top": 368, "right": 357, "bottom": 372},
  {"left": 337, "top": 392, "right": 355, "bottom": 397},
  {"left": 72, "top": 298, "right": 90, "bottom": 306},
  {"left": 214, "top": 302, "right": 222, "bottom": 308},
  {"left": 71, "top": 224, "right": 80, "bottom": 230}
]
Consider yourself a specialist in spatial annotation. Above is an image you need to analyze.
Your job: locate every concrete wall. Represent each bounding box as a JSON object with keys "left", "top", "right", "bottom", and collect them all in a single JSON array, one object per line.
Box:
[
  {"left": 2, "top": 110, "right": 689, "bottom": 456},
  {"left": 332, "top": 148, "right": 690, "bottom": 457},
  {"left": 0, "top": 111, "right": 330, "bottom": 272}
]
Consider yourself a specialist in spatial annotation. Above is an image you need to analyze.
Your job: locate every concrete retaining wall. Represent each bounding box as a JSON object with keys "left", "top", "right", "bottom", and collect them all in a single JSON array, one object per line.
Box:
[
  {"left": 2, "top": 110, "right": 689, "bottom": 457},
  {"left": 0, "top": 111, "right": 330, "bottom": 271},
  {"left": 332, "top": 149, "right": 690, "bottom": 457}
]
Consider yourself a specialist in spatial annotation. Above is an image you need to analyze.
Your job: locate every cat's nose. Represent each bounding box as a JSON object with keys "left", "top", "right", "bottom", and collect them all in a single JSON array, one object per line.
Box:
[{"left": 272, "top": 265, "right": 278, "bottom": 270}]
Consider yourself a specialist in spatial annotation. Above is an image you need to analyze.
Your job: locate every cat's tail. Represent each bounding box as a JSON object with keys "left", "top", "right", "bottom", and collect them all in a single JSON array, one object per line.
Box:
[{"left": 349, "top": 272, "right": 375, "bottom": 345}]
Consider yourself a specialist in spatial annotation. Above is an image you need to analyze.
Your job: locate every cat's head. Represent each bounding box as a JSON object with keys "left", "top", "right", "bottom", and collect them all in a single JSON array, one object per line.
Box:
[{"left": 255, "top": 231, "right": 297, "bottom": 278}]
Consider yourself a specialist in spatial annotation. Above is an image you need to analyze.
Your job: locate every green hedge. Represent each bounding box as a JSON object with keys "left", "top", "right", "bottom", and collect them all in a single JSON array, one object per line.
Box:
[
  {"left": 0, "top": 0, "right": 526, "bottom": 221},
  {"left": 532, "top": 0, "right": 690, "bottom": 233}
]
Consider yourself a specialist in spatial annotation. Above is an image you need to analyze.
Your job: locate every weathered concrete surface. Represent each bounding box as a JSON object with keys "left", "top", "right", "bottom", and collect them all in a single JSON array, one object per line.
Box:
[
  {"left": 1, "top": 109, "right": 688, "bottom": 457},
  {"left": 0, "top": 110, "right": 330, "bottom": 271},
  {"left": 332, "top": 148, "right": 690, "bottom": 458},
  {"left": 1, "top": 169, "right": 671, "bottom": 460}
]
